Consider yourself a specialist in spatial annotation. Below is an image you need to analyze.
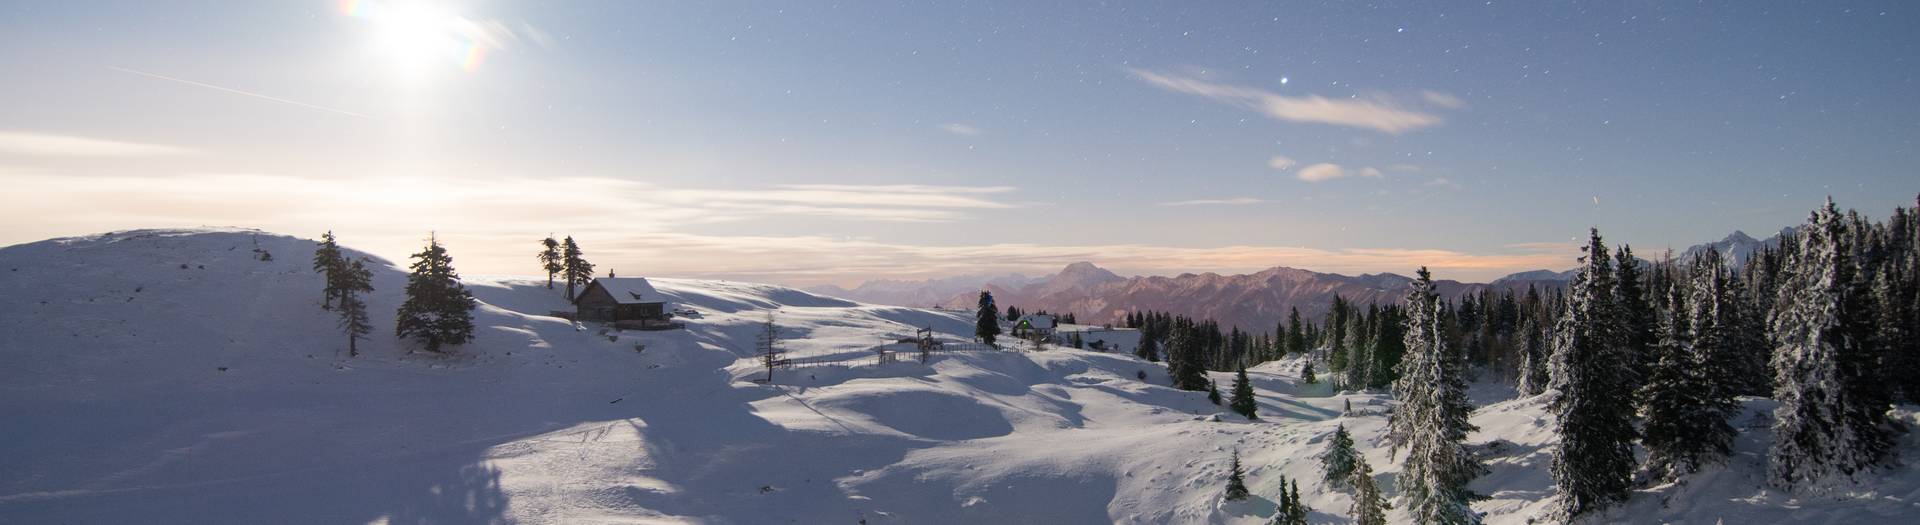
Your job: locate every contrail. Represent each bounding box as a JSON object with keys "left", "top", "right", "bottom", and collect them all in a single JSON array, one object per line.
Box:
[{"left": 108, "top": 66, "right": 376, "bottom": 120}]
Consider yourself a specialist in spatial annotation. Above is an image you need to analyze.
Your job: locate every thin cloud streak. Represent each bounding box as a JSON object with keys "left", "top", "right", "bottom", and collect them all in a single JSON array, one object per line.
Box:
[
  {"left": 0, "top": 131, "right": 193, "bottom": 157},
  {"left": 109, "top": 67, "right": 376, "bottom": 120},
  {"left": 1159, "top": 198, "right": 1267, "bottom": 206},
  {"left": 1130, "top": 68, "right": 1446, "bottom": 134}
]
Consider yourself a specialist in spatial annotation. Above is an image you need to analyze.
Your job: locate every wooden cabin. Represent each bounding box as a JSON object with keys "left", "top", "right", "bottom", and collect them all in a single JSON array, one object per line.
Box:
[{"left": 574, "top": 277, "right": 675, "bottom": 329}]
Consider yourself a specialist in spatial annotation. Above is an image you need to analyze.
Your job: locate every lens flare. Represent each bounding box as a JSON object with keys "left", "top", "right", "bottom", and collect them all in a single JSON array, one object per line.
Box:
[{"left": 340, "top": 0, "right": 497, "bottom": 74}]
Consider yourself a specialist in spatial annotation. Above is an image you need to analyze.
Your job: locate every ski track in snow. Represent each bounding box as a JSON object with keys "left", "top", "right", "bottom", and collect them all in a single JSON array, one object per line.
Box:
[{"left": 2, "top": 229, "right": 1918, "bottom": 524}]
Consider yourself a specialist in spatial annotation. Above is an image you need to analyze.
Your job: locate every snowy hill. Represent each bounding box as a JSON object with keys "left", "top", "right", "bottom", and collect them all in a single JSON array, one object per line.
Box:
[{"left": 3, "top": 229, "right": 1917, "bottom": 524}]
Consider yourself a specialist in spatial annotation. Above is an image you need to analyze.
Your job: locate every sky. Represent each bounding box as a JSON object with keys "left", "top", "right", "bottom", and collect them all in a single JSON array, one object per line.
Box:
[{"left": 1, "top": 1, "right": 1916, "bottom": 286}]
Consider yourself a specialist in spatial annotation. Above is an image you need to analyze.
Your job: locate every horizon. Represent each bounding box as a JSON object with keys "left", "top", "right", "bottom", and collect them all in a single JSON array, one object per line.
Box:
[{"left": 4, "top": 1, "right": 1917, "bottom": 287}]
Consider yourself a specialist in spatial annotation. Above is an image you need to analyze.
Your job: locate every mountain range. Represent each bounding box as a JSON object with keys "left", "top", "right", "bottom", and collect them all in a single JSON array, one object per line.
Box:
[{"left": 809, "top": 229, "right": 1791, "bottom": 332}]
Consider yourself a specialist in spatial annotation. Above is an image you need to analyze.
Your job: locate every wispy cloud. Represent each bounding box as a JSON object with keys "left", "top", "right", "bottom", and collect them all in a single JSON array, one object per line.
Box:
[
  {"left": 1159, "top": 197, "right": 1267, "bottom": 206},
  {"left": 0, "top": 131, "right": 194, "bottom": 157},
  {"left": 1421, "top": 90, "right": 1466, "bottom": 109},
  {"left": 1130, "top": 68, "right": 1447, "bottom": 134},
  {"left": 1295, "top": 163, "right": 1384, "bottom": 183},
  {"left": 940, "top": 123, "right": 982, "bottom": 136},
  {"left": 1424, "top": 177, "right": 1461, "bottom": 189},
  {"left": 1267, "top": 155, "right": 1297, "bottom": 170}
]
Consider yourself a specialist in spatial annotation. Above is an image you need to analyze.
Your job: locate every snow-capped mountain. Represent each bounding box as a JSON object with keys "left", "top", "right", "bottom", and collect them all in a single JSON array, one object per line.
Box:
[{"left": 1679, "top": 228, "right": 1792, "bottom": 269}]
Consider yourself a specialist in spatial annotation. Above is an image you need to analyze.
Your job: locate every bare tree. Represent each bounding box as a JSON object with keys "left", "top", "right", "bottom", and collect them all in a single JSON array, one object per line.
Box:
[{"left": 757, "top": 311, "right": 784, "bottom": 382}]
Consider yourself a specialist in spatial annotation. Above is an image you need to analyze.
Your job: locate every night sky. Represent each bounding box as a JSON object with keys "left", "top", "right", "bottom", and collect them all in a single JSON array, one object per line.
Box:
[{"left": 2, "top": 1, "right": 1915, "bottom": 284}]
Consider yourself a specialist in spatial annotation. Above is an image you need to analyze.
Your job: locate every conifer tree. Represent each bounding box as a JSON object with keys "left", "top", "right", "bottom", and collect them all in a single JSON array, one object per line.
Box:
[
  {"left": 1614, "top": 245, "right": 1657, "bottom": 392},
  {"left": 1286, "top": 479, "right": 1308, "bottom": 525},
  {"left": 1301, "top": 359, "right": 1317, "bottom": 384},
  {"left": 1230, "top": 366, "right": 1259, "bottom": 419},
  {"left": 1345, "top": 314, "right": 1372, "bottom": 389},
  {"left": 1287, "top": 308, "right": 1307, "bottom": 355},
  {"left": 1516, "top": 316, "right": 1549, "bottom": 396},
  {"left": 312, "top": 230, "right": 346, "bottom": 309},
  {"left": 1547, "top": 229, "right": 1637, "bottom": 517},
  {"left": 975, "top": 290, "right": 1001, "bottom": 345},
  {"left": 1208, "top": 380, "right": 1223, "bottom": 405},
  {"left": 1137, "top": 335, "right": 1160, "bottom": 362},
  {"left": 1225, "top": 450, "right": 1251, "bottom": 502},
  {"left": 395, "top": 235, "right": 476, "bottom": 353},
  {"left": 560, "top": 236, "right": 594, "bottom": 302},
  {"left": 336, "top": 257, "right": 375, "bottom": 357},
  {"left": 1271, "top": 475, "right": 1295, "bottom": 524},
  {"left": 1349, "top": 455, "right": 1390, "bottom": 525},
  {"left": 1640, "top": 273, "right": 1734, "bottom": 480},
  {"left": 1390, "top": 267, "right": 1483, "bottom": 524},
  {"left": 1769, "top": 198, "right": 1896, "bottom": 488},
  {"left": 1168, "top": 328, "right": 1211, "bottom": 391},
  {"left": 1321, "top": 424, "right": 1359, "bottom": 489},
  {"left": 537, "top": 236, "right": 563, "bottom": 289}
]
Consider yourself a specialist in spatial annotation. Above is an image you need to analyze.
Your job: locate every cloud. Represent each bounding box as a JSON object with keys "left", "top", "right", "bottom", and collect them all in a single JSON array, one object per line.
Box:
[
  {"left": 1295, "top": 163, "right": 1384, "bottom": 183},
  {"left": 0, "top": 131, "right": 194, "bottom": 157},
  {"left": 1421, "top": 90, "right": 1466, "bottom": 109},
  {"left": 940, "top": 123, "right": 982, "bottom": 136},
  {"left": 1130, "top": 69, "right": 1446, "bottom": 134},
  {"left": 1424, "top": 177, "right": 1461, "bottom": 189},
  {"left": 1159, "top": 198, "right": 1267, "bottom": 206},
  {"left": 1267, "top": 155, "right": 1297, "bottom": 170}
]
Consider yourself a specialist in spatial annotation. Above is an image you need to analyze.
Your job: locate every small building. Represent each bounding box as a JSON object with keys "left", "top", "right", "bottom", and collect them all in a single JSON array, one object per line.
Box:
[
  {"left": 575, "top": 277, "right": 676, "bottom": 329},
  {"left": 1011, "top": 313, "right": 1057, "bottom": 338},
  {"left": 1053, "top": 324, "right": 1142, "bottom": 354}
]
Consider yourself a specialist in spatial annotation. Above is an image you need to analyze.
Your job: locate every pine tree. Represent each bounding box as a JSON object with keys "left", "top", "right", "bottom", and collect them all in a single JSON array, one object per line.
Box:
[
  {"left": 1614, "top": 245, "right": 1657, "bottom": 394},
  {"left": 336, "top": 257, "right": 374, "bottom": 357},
  {"left": 1547, "top": 229, "right": 1637, "bottom": 517},
  {"left": 1345, "top": 312, "right": 1372, "bottom": 389},
  {"left": 1349, "top": 455, "right": 1391, "bottom": 525},
  {"left": 1229, "top": 366, "right": 1259, "bottom": 419},
  {"left": 1640, "top": 265, "right": 1736, "bottom": 480},
  {"left": 537, "top": 236, "right": 563, "bottom": 289},
  {"left": 1321, "top": 424, "right": 1359, "bottom": 490},
  {"left": 1168, "top": 327, "right": 1211, "bottom": 391},
  {"left": 560, "top": 236, "right": 594, "bottom": 302},
  {"left": 1271, "top": 475, "right": 1295, "bottom": 524},
  {"left": 1286, "top": 308, "right": 1307, "bottom": 355},
  {"left": 1390, "top": 267, "right": 1483, "bottom": 524},
  {"left": 394, "top": 235, "right": 476, "bottom": 353},
  {"left": 1137, "top": 335, "right": 1160, "bottom": 362},
  {"left": 1769, "top": 198, "right": 1896, "bottom": 489},
  {"left": 975, "top": 291, "right": 1001, "bottom": 345},
  {"left": 312, "top": 230, "right": 346, "bottom": 309},
  {"left": 1208, "top": 380, "right": 1223, "bottom": 405},
  {"left": 1224, "top": 450, "right": 1251, "bottom": 502},
  {"left": 1300, "top": 359, "right": 1317, "bottom": 384}
]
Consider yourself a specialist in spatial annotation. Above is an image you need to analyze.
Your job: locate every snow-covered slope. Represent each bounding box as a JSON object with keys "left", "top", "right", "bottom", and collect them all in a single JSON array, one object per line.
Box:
[{"left": 3, "top": 229, "right": 1916, "bottom": 524}]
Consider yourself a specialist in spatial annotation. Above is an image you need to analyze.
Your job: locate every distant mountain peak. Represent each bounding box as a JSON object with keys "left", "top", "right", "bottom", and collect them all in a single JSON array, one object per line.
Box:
[{"left": 1054, "top": 262, "right": 1122, "bottom": 283}]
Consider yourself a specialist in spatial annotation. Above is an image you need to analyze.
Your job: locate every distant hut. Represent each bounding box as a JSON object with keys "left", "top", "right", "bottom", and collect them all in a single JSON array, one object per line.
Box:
[
  {"left": 574, "top": 277, "right": 676, "bottom": 329},
  {"left": 1010, "top": 313, "right": 1057, "bottom": 338}
]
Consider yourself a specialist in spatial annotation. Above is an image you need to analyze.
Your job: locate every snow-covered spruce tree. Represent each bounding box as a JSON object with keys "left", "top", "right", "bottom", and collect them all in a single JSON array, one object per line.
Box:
[
  {"left": 1208, "top": 380, "right": 1224, "bottom": 405},
  {"left": 975, "top": 290, "right": 1001, "bottom": 345},
  {"left": 1769, "top": 198, "right": 1896, "bottom": 489},
  {"left": 1321, "top": 424, "right": 1359, "bottom": 490},
  {"left": 312, "top": 230, "right": 346, "bottom": 309},
  {"left": 336, "top": 257, "right": 375, "bottom": 357},
  {"left": 1515, "top": 315, "right": 1549, "bottom": 396},
  {"left": 1614, "top": 245, "right": 1657, "bottom": 394},
  {"left": 560, "top": 236, "right": 594, "bottom": 302},
  {"left": 1136, "top": 335, "right": 1160, "bottom": 362},
  {"left": 1640, "top": 266, "right": 1735, "bottom": 480},
  {"left": 395, "top": 235, "right": 476, "bottom": 353},
  {"left": 1349, "top": 454, "right": 1390, "bottom": 525},
  {"left": 1345, "top": 312, "right": 1371, "bottom": 389},
  {"left": 1230, "top": 366, "right": 1258, "bottom": 419},
  {"left": 1224, "top": 450, "right": 1251, "bottom": 502},
  {"left": 1547, "top": 228, "right": 1637, "bottom": 517},
  {"left": 1390, "top": 267, "right": 1483, "bottom": 525},
  {"left": 1301, "top": 359, "right": 1316, "bottom": 384},
  {"left": 537, "top": 236, "right": 563, "bottom": 290}
]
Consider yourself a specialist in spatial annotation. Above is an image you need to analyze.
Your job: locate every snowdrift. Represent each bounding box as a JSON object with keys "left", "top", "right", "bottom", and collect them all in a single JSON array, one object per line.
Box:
[{"left": 2, "top": 229, "right": 1917, "bottom": 524}]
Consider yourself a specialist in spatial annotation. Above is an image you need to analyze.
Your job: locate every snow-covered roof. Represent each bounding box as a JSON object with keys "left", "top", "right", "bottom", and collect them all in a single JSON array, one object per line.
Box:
[
  {"left": 1015, "top": 314, "right": 1056, "bottom": 329},
  {"left": 590, "top": 277, "right": 664, "bottom": 304}
]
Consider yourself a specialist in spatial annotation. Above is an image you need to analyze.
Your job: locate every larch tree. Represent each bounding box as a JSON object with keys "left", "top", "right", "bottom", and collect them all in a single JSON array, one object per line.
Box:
[
  {"left": 1390, "top": 267, "right": 1483, "bottom": 525},
  {"left": 395, "top": 234, "right": 476, "bottom": 353},
  {"left": 1547, "top": 228, "right": 1637, "bottom": 518}
]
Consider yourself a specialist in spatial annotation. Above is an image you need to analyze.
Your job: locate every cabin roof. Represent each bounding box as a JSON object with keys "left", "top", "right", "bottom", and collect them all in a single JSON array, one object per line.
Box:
[{"left": 587, "top": 277, "right": 664, "bottom": 304}]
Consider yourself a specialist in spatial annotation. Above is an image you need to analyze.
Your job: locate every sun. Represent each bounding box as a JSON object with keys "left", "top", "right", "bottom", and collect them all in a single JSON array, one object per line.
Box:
[{"left": 341, "top": 0, "right": 488, "bottom": 73}]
